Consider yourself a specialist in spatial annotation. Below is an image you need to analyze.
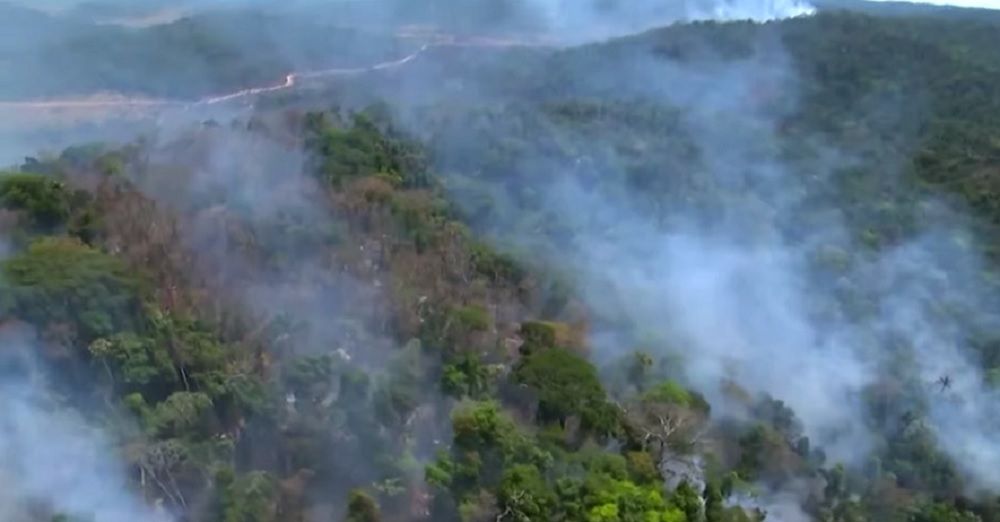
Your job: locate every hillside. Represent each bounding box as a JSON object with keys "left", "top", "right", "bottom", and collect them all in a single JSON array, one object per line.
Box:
[
  {"left": 2, "top": 3, "right": 1000, "bottom": 522},
  {"left": 815, "top": 0, "right": 1000, "bottom": 19},
  {"left": 0, "top": 4, "right": 413, "bottom": 100}
]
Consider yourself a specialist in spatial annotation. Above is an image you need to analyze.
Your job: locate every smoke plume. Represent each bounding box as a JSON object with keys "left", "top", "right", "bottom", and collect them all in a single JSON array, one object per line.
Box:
[
  {"left": 370, "top": 0, "right": 1000, "bottom": 496},
  {"left": 0, "top": 326, "right": 171, "bottom": 522}
]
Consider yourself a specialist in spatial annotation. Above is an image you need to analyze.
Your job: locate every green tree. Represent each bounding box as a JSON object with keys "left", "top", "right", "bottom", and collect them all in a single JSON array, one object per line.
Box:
[
  {"left": 441, "top": 353, "right": 491, "bottom": 399},
  {"left": 498, "top": 464, "right": 555, "bottom": 522},
  {"left": 910, "top": 503, "right": 982, "bottom": 522},
  {"left": 0, "top": 172, "right": 71, "bottom": 228},
  {"left": 673, "top": 481, "right": 703, "bottom": 522},
  {"left": 513, "top": 348, "right": 619, "bottom": 436},
  {"left": 0, "top": 237, "right": 140, "bottom": 341},
  {"left": 346, "top": 489, "right": 381, "bottom": 522},
  {"left": 518, "top": 321, "right": 557, "bottom": 355},
  {"left": 88, "top": 333, "right": 177, "bottom": 395},
  {"left": 148, "top": 391, "right": 215, "bottom": 438},
  {"left": 705, "top": 482, "right": 726, "bottom": 522},
  {"left": 216, "top": 469, "right": 277, "bottom": 522}
]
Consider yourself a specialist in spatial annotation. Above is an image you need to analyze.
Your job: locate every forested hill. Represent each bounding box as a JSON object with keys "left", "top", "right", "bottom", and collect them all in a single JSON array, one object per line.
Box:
[
  {"left": 373, "top": 7, "right": 1000, "bottom": 248},
  {"left": 815, "top": 0, "right": 1000, "bottom": 20},
  {"left": 3, "top": 4, "right": 1000, "bottom": 522},
  {"left": 594, "top": 10, "right": 1000, "bottom": 236},
  {"left": 0, "top": 3, "right": 412, "bottom": 100}
]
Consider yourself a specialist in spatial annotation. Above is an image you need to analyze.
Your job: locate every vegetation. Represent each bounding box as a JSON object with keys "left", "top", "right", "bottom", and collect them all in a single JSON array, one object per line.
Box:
[
  {"left": 0, "top": 3, "right": 417, "bottom": 99},
  {"left": 4, "top": 2, "right": 1000, "bottom": 522}
]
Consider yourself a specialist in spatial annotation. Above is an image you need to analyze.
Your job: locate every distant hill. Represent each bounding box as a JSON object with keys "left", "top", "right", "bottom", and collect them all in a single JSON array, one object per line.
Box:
[
  {"left": 814, "top": 0, "right": 1000, "bottom": 19},
  {"left": 0, "top": 5, "right": 411, "bottom": 100},
  {"left": 330, "top": 6, "right": 1000, "bottom": 252}
]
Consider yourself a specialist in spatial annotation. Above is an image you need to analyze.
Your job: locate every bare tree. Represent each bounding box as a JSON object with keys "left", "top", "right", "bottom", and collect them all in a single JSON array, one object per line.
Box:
[
  {"left": 135, "top": 440, "right": 191, "bottom": 511},
  {"left": 619, "top": 400, "right": 707, "bottom": 459}
]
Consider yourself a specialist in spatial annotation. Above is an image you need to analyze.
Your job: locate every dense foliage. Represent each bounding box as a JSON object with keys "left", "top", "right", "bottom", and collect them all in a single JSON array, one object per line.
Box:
[{"left": 2, "top": 3, "right": 1000, "bottom": 522}]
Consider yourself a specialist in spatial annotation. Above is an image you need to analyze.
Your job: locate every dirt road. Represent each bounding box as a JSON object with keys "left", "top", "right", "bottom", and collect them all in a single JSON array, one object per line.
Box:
[{"left": 0, "top": 30, "right": 556, "bottom": 113}]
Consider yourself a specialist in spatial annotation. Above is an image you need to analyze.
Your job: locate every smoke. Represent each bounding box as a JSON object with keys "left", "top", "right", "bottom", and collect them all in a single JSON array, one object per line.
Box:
[
  {"left": 729, "top": 485, "right": 813, "bottom": 522},
  {"left": 486, "top": 41, "right": 882, "bottom": 462},
  {"left": 366, "top": 0, "right": 1000, "bottom": 500},
  {"left": 880, "top": 227, "right": 1000, "bottom": 491},
  {"left": 132, "top": 122, "right": 394, "bottom": 360},
  {"left": 0, "top": 326, "right": 171, "bottom": 522},
  {"left": 0, "top": 0, "right": 815, "bottom": 162},
  {"left": 0, "top": 241, "right": 163, "bottom": 521},
  {"left": 524, "top": 0, "right": 816, "bottom": 42},
  {"left": 4, "top": 0, "right": 1000, "bottom": 517},
  {"left": 115, "top": 119, "right": 455, "bottom": 513}
]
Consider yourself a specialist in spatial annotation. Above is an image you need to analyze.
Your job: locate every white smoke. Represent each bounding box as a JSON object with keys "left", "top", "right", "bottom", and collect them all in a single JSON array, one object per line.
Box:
[
  {"left": 403, "top": 3, "right": 1000, "bottom": 494},
  {"left": 528, "top": 0, "right": 816, "bottom": 43},
  {"left": 0, "top": 330, "right": 171, "bottom": 522}
]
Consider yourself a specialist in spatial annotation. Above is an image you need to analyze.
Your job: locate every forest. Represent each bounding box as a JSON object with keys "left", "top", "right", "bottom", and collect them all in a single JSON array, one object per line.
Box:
[
  {"left": 0, "top": 2, "right": 415, "bottom": 99},
  {"left": 2, "top": 1, "right": 1000, "bottom": 522}
]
